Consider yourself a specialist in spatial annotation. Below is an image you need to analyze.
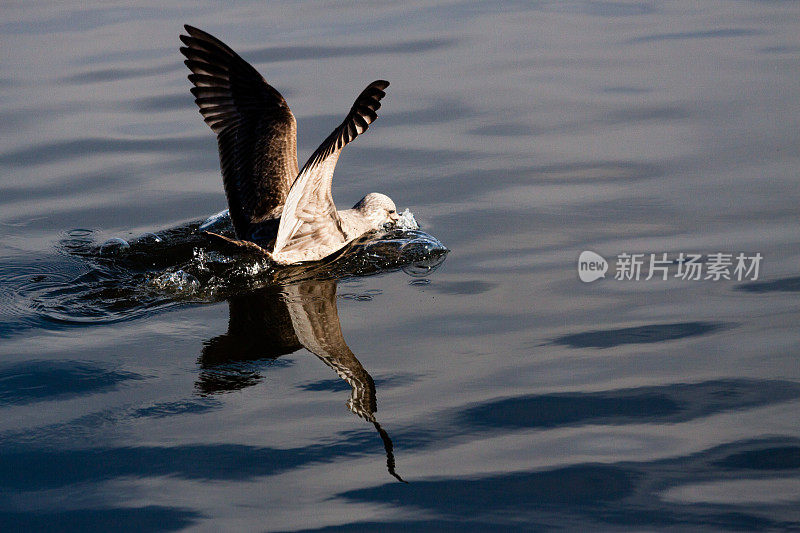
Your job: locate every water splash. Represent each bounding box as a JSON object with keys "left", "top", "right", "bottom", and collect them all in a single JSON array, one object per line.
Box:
[
  {"left": 137, "top": 232, "right": 163, "bottom": 244},
  {"left": 199, "top": 209, "right": 232, "bottom": 232},
  {"left": 99, "top": 237, "right": 130, "bottom": 256},
  {"left": 149, "top": 270, "right": 200, "bottom": 294},
  {"left": 9, "top": 210, "right": 448, "bottom": 330},
  {"left": 395, "top": 208, "right": 419, "bottom": 230}
]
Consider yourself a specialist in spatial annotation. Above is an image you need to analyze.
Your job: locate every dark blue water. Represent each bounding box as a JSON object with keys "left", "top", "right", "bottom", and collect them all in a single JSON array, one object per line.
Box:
[{"left": 1, "top": 2, "right": 799, "bottom": 531}]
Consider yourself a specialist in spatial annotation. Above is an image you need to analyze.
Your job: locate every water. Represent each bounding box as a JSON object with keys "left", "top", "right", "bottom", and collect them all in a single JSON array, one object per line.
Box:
[{"left": 1, "top": 1, "right": 799, "bottom": 531}]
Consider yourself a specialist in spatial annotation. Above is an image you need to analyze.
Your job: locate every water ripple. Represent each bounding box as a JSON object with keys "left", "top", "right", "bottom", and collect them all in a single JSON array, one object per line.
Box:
[
  {"left": 737, "top": 276, "right": 800, "bottom": 293},
  {"left": 551, "top": 321, "right": 727, "bottom": 348},
  {"left": 627, "top": 28, "right": 762, "bottom": 44},
  {"left": 0, "top": 360, "right": 142, "bottom": 406},
  {"left": 244, "top": 38, "right": 455, "bottom": 64},
  {"left": 0, "top": 136, "right": 209, "bottom": 167}
]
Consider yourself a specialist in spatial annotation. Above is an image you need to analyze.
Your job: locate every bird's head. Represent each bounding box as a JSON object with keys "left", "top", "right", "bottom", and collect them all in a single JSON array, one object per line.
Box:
[{"left": 353, "top": 193, "right": 400, "bottom": 228}]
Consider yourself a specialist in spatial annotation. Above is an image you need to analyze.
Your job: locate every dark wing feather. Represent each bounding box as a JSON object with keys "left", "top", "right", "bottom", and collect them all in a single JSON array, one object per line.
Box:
[
  {"left": 180, "top": 25, "right": 298, "bottom": 238},
  {"left": 274, "top": 80, "right": 389, "bottom": 255},
  {"left": 299, "top": 80, "right": 388, "bottom": 174}
]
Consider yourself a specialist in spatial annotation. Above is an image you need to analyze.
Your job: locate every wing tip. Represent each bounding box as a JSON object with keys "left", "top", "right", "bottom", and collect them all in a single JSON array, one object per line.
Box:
[{"left": 183, "top": 24, "right": 205, "bottom": 38}]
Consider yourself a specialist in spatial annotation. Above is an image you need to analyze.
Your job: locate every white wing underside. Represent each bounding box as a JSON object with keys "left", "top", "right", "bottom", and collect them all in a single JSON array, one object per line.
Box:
[
  {"left": 273, "top": 154, "right": 346, "bottom": 262},
  {"left": 273, "top": 81, "right": 389, "bottom": 263}
]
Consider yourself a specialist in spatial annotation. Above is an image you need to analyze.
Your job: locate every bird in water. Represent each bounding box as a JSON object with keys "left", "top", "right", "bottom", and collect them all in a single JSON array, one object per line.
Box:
[{"left": 180, "top": 25, "right": 400, "bottom": 265}]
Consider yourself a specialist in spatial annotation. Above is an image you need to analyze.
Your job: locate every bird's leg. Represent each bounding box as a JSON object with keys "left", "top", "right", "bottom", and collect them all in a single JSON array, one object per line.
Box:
[{"left": 203, "top": 231, "right": 271, "bottom": 257}]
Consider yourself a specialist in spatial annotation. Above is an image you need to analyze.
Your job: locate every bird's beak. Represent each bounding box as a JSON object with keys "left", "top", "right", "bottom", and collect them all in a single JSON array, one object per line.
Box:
[{"left": 389, "top": 212, "right": 400, "bottom": 223}]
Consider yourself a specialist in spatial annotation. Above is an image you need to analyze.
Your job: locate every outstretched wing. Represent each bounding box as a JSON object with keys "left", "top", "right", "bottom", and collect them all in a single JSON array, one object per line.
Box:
[
  {"left": 180, "top": 25, "right": 299, "bottom": 238},
  {"left": 273, "top": 80, "right": 389, "bottom": 256}
]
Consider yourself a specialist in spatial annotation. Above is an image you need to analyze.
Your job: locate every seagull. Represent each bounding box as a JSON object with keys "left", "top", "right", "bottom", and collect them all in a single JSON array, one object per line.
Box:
[{"left": 180, "top": 25, "right": 400, "bottom": 264}]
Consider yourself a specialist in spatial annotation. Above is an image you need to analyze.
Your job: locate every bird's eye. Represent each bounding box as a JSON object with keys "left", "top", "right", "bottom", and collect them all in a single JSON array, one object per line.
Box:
[{"left": 388, "top": 209, "right": 396, "bottom": 214}]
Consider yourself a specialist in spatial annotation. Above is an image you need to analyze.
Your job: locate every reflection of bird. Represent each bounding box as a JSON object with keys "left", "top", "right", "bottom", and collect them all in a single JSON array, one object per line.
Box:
[
  {"left": 180, "top": 26, "right": 401, "bottom": 264},
  {"left": 199, "top": 279, "right": 405, "bottom": 482},
  {"left": 198, "top": 285, "right": 300, "bottom": 394},
  {"left": 283, "top": 281, "right": 378, "bottom": 421}
]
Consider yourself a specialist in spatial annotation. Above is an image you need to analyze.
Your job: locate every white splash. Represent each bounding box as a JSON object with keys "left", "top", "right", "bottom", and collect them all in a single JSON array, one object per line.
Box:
[
  {"left": 395, "top": 208, "right": 419, "bottom": 230},
  {"left": 199, "top": 209, "right": 231, "bottom": 232},
  {"left": 149, "top": 270, "right": 200, "bottom": 294}
]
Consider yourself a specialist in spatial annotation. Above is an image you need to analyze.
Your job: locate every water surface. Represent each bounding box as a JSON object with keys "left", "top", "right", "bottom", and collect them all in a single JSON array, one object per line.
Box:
[{"left": 1, "top": 1, "right": 799, "bottom": 531}]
